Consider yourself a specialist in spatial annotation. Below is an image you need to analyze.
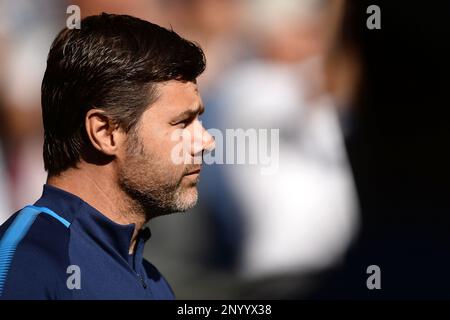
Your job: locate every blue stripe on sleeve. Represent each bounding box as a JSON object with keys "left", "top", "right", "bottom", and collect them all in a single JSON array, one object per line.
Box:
[{"left": 0, "top": 205, "right": 70, "bottom": 295}]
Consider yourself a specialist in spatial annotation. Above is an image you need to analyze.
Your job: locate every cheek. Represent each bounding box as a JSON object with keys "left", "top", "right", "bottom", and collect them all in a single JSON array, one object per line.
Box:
[
  {"left": 165, "top": 127, "right": 192, "bottom": 163},
  {"left": 141, "top": 125, "right": 172, "bottom": 153},
  {"left": 140, "top": 127, "right": 187, "bottom": 171}
]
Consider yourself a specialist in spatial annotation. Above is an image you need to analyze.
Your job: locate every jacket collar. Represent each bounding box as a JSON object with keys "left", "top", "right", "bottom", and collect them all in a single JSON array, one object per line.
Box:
[{"left": 34, "top": 184, "right": 151, "bottom": 262}]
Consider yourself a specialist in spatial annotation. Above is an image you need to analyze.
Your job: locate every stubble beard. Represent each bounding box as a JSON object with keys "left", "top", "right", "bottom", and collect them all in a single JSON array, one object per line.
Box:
[{"left": 118, "top": 133, "right": 199, "bottom": 221}]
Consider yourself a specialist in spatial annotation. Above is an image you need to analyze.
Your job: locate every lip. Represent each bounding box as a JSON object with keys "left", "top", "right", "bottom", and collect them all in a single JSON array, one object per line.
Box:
[{"left": 185, "top": 169, "right": 201, "bottom": 175}]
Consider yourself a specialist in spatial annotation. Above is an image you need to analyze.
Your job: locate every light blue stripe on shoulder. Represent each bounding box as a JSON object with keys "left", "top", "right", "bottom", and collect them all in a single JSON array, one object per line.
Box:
[
  {"left": 0, "top": 205, "right": 70, "bottom": 295},
  {"left": 27, "top": 205, "right": 71, "bottom": 228},
  {"left": 0, "top": 206, "right": 41, "bottom": 295}
]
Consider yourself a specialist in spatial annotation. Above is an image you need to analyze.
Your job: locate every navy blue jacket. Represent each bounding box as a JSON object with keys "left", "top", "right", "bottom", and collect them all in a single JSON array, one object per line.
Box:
[{"left": 0, "top": 184, "right": 175, "bottom": 300}]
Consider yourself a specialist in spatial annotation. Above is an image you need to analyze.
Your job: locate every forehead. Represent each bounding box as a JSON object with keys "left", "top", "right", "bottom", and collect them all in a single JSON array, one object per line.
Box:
[{"left": 146, "top": 80, "right": 202, "bottom": 118}]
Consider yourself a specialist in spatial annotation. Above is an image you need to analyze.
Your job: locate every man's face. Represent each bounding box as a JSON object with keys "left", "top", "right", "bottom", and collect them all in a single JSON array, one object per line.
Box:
[{"left": 117, "top": 80, "right": 214, "bottom": 218}]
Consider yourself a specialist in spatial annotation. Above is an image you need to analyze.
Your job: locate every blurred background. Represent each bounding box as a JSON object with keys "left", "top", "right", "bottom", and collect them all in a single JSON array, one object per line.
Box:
[{"left": 0, "top": 0, "right": 449, "bottom": 299}]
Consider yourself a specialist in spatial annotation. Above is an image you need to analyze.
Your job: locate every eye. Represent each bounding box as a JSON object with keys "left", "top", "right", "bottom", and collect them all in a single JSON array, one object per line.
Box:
[
  {"left": 176, "top": 115, "right": 197, "bottom": 128},
  {"left": 178, "top": 121, "right": 188, "bottom": 128},
  {"left": 175, "top": 119, "right": 190, "bottom": 128}
]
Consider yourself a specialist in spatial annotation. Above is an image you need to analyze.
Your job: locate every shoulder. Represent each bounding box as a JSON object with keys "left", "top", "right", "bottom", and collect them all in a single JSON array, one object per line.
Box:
[
  {"left": 0, "top": 208, "right": 71, "bottom": 299},
  {"left": 142, "top": 259, "right": 175, "bottom": 299}
]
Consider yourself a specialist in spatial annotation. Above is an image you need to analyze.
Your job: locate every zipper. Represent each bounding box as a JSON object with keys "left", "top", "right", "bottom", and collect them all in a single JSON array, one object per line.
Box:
[{"left": 136, "top": 273, "right": 147, "bottom": 289}]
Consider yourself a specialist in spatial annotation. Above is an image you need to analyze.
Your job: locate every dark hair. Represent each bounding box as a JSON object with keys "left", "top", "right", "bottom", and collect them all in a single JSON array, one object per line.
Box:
[{"left": 41, "top": 13, "right": 206, "bottom": 176}]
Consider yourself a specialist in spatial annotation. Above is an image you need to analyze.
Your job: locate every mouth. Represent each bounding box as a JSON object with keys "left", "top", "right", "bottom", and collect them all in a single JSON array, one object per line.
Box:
[
  {"left": 183, "top": 165, "right": 202, "bottom": 183},
  {"left": 185, "top": 168, "right": 201, "bottom": 176}
]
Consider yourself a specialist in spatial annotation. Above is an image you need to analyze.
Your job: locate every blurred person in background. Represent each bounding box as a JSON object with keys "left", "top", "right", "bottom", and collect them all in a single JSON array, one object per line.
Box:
[
  {"left": 0, "top": 0, "right": 65, "bottom": 221},
  {"left": 202, "top": 0, "right": 359, "bottom": 298},
  {"left": 0, "top": 33, "right": 12, "bottom": 223}
]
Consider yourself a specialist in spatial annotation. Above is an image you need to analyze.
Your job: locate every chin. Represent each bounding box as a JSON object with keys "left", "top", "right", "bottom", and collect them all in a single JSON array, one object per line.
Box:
[{"left": 174, "top": 187, "right": 198, "bottom": 212}]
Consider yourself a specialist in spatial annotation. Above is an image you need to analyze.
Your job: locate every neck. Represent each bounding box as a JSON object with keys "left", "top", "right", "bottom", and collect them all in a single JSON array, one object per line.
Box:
[{"left": 47, "top": 164, "right": 146, "bottom": 254}]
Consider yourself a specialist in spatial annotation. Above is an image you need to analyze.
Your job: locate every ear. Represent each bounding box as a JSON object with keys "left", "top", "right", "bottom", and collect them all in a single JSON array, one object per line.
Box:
[{"left": 85, "top": 109, "right": 126, "bottom": 156}]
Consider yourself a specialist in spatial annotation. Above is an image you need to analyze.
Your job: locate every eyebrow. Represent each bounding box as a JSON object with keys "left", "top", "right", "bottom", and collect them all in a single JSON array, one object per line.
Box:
[{"left": 172, "top": 104, "right": 204, "bottom": 122}]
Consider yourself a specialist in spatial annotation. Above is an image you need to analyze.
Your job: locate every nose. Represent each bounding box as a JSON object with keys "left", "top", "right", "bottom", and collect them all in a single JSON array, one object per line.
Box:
[
  {"left": 202, "top": 128, "right": 215, "bottom": 153},
  {"left": 190, "top": 121, "right": 215, "bottom": 158}
]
